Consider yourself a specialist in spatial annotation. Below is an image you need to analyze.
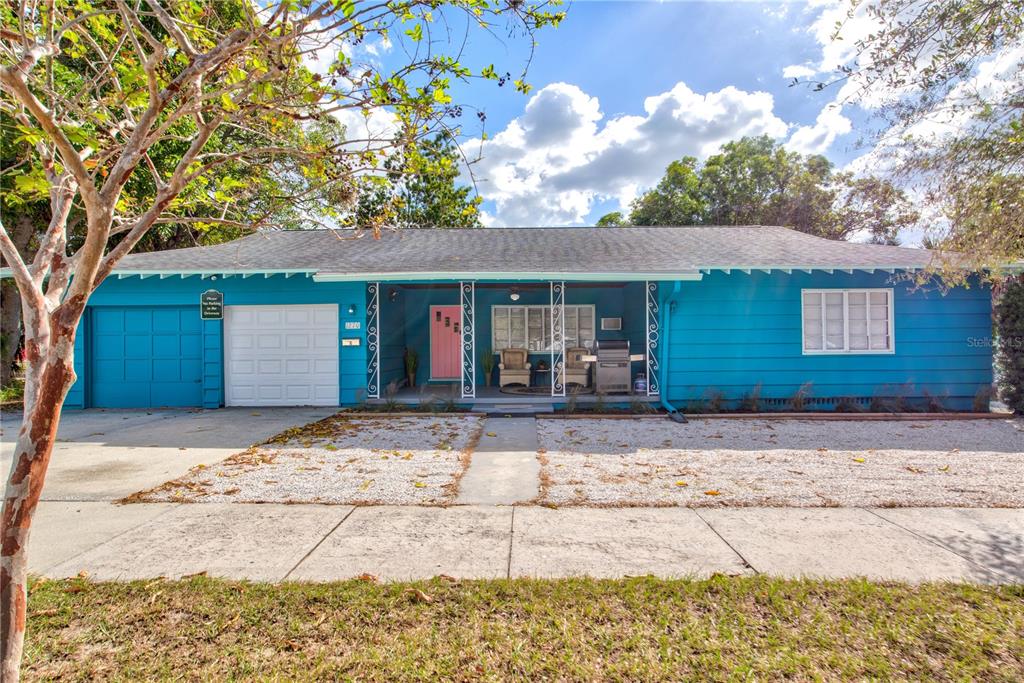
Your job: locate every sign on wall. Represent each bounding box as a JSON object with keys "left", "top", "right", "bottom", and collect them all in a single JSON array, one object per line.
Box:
[{"left": 200, "top": 289, "right": 224, "bottom": 320}]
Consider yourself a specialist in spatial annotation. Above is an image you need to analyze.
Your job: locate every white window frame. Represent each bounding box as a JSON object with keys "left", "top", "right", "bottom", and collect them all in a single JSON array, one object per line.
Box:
[
  {"left": 491, "top": 304, "right": 596, "bottom": 352},
  {"left": 801, "top": 288, "right": 895, "bottom": 355}
]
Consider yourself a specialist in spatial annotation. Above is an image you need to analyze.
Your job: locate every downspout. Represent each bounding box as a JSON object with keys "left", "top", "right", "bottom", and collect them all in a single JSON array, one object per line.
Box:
[{"left": 659, "top": 281, "right": 687, "bottom": 423}]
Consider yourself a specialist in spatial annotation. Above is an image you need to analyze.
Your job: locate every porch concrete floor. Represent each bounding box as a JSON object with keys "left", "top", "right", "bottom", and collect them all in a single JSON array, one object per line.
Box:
[
  {"left": 367, "top": 384, "right": 659, "bottom": 406},
  {"left": 30, "top": 502, "right": 1023, "bottom": 584}
]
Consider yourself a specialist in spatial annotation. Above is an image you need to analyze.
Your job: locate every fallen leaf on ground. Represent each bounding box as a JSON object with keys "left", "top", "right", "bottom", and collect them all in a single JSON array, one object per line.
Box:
[
  {"left": 414, "top": 482, "right": 426, "bottom": 488},
  {"left": 357, "top": 573, "right": 379, "bottom": 583},
  {"left": 486, "top": 432, "right": 497, "bottom": 437},
  {"left": 223, "top": 487, "right": 241, "bottom": 495},
  {"left": 675, "top": 481, "right": 688, "bottom": 487},
  {"left": 852, "top": 458, "right": 865, "bottom": 463},
  {"left": 704, "top": 490, "right": 721, "bottom": 496},
  {"left": 405, "top": 588, "right": 433, "bottom": 603}
]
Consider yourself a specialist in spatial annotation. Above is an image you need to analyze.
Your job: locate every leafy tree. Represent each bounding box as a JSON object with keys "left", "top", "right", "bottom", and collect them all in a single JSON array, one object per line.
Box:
[
  {"left": 595, "top": 211, "right": 626, "bottom": 226},
  {"left": 832, "top": 176, "right": 919, "bottom": 245},
  {"left": 826, "top": 0, "right": 1024, "bottom": 276},
  {"left": 1, "top": 108, "right": 344, "bottom": 386},
  {"left": 0, "top": 1, "right": 561, "bottom": 677},
  {"left": 629, "top": 156, "right": 706, "bottom": 226},
  {"left": 699, "top": 137, "right": 799, "bottom": 226},
  {"left": 353, "top": 134, "right": 482, "bottom": 229},
  {"left": 995, "top": 276, "right": 1024, "bottom": 414},
  {"left": 623, "top": 136, "right": 919, "bottom": 243}
]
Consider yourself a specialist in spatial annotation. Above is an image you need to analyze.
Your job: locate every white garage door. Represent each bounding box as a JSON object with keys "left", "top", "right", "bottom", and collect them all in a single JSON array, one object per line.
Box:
[{"left": 224, "top": 304, "right": 339, "bottom": 406}]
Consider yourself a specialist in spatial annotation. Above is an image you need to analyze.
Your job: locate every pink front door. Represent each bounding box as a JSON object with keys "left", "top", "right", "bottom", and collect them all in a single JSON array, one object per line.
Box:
[{"left": 430, "top": 305, "right": 462, "bottom": 379}]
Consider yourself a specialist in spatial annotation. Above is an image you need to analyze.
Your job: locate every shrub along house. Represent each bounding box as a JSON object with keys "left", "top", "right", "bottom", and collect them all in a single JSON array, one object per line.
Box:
[{"left": 59, "top": 226, "right": 993, "bottom": 412}]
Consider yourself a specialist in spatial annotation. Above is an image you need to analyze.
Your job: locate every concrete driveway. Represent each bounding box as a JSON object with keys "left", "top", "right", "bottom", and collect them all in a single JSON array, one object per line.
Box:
[{"left": 0, "top": 407, "right": 336, "bottom": 501}]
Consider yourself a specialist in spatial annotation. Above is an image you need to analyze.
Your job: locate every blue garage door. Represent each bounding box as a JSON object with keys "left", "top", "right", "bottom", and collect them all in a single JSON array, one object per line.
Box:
[{"left": 90, "top": 306, "right": 203, "bottom": 408}]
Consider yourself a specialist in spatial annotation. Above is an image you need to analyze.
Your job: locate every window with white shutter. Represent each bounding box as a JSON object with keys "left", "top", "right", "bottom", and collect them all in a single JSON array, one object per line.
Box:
[{"left": 801, "top": 289, "right": 894, "bottom": 354}]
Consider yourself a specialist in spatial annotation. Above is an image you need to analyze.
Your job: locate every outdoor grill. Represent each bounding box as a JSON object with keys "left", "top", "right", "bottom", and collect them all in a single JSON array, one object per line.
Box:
[{"left": 593, "top": 339, "right": 632, "bottom": 394}]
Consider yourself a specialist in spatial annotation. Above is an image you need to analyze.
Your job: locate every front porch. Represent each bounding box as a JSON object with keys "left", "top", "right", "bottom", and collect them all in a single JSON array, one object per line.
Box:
[
  {"left": 364, "top": 280, "right": 665, "bottom": 406},
  {"left": 366, "top": 384, "right": 663, "bottom": 410}
]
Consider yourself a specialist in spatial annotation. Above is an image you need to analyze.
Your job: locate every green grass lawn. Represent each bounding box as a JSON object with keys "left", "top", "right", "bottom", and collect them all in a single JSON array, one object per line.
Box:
[{"left": 25, "top": 575, "right": 1024, "bottom": 681}]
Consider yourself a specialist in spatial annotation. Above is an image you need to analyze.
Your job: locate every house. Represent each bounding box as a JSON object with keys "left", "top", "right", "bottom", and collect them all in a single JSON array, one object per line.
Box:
[{"left": 64, "top": 226, "right": 993, "bottom": 412}]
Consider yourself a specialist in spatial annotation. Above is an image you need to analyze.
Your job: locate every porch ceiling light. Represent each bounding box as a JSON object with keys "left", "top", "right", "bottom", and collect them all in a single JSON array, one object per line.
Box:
[{"left": 509, "top": 287, "right": 520, "bottom": 302}]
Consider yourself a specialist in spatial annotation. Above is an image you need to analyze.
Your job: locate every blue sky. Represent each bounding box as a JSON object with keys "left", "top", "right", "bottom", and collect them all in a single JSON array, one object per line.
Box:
[{"left": 365, "top": 1, "right": 869, "bottom": 226}]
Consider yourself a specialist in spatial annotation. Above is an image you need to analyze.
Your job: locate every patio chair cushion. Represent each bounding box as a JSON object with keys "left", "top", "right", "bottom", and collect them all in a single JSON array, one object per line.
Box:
[
  {"left": 560, "top": 346, "right": 591, "bottom": 387},
  {"left": 500, "top": 348, "right": 530, "bottom": 370}
]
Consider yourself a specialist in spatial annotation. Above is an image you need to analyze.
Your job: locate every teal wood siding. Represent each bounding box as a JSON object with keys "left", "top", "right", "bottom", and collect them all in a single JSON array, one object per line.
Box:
[
  {"left": 340, "top": 296, "right": 367, "bottom": 405},
  {"left": 665, "top": 271, "right": 993, "bottom": 410},
  {"left": 73, "top": 275, "right": 365, "bottom": 408},
  {"left": 201, "top": 319, "right": 223, "bottom": 409}
]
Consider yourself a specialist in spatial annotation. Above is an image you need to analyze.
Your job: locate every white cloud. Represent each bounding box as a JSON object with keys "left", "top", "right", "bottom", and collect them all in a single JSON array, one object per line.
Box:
[
  {"left": 472, "top": 81, "right": 789, "bottom": 226},
  {"left": 782, "top": 64, "right": 816, "bottom": 80},
  {"left": 785, "top": 103, "right": 852, "bottom": 154}
]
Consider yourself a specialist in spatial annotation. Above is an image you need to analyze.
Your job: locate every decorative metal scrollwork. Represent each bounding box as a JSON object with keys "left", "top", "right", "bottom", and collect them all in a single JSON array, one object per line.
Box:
[
  {"left": 550, "top": 281, "right": 566, "bottom": 397},
  {"left": 646, "top": 280, "right": 660, "bottom": 396},
  {"left": 461, "top": 281, "right": 475, "bottom": 399},
  {"left": 366, "top": 282, "right": 380, "bottom": 399}
]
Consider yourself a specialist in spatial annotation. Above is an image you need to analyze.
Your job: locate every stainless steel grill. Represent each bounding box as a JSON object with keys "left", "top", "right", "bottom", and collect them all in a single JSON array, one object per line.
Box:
[{"left": 594, "top": 339, "right": 631, "bottom": 394}]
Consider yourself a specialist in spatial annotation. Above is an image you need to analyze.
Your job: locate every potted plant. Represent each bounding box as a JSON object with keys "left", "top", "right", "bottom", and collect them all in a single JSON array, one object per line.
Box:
[
  {"left": 403, "top": 347, "right": 418, "bottom": 388},
  {"left": 480, "top": 348, "right": 495, "bottom": 387}
]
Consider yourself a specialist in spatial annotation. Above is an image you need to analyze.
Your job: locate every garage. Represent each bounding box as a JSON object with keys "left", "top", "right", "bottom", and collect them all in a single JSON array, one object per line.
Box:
[
  {"left": 224, "top": 304, "right": 339, "bottom": 407},
  {"left": 89, "top": 306, "right": 203, "bottom": 408}
]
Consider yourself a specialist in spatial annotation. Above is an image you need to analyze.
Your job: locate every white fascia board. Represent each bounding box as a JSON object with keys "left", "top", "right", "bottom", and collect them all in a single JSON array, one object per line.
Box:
[
  {"left": 106, "top": 269, "right": 316, "bottom": 278},
  {"left": 704, "top": 265, "right": 928, "bottom": 273},
  {"left": 312, "top": 271, "right": 705, "bottom": 283}
]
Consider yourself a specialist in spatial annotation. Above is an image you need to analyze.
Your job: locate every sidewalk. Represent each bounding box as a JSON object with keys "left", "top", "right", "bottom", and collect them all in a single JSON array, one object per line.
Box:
[{"left": 32, "top": 502, "right": 1023, "bottom": 584}]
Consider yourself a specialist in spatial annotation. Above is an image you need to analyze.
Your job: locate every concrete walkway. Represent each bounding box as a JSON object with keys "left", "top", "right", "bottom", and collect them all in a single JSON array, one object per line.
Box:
[
  {"left": 457, "top": 417, "right": 540, "bottom": 505},
  {"left": 29, "top": 502, "right": 1023, "bottom": 584}
]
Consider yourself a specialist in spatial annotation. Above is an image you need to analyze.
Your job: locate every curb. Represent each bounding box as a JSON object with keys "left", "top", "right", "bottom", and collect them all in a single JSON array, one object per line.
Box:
[
  {"left": 537, "top": 412, "right": 1011, "bottom": 421},
  {"left": 338, "top": 411, "right": 487, "bottom": 418}
]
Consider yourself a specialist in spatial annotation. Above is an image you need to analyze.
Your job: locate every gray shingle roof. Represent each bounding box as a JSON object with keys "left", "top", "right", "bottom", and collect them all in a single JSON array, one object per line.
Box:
[{"left": 113, "top": 226, "right": 936, "bottom": 277}]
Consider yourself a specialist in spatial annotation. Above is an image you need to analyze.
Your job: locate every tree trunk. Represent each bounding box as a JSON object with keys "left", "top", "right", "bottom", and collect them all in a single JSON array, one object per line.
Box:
[
  {"left": 0, "top": 334, "right": 76, "bottom": 681},
  {"left": 1, "top": 215, "right": 37, "bottom": 388},
  {"left": 0, "top": 280, "right": 22, "bottom": 387}
]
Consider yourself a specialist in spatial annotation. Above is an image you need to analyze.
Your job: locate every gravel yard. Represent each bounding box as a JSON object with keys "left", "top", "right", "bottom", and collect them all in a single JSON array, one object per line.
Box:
[
  {"left": 536, "top": 418, "right": 1024, "bottom": 507},
  {"left": 129, "top": 414, "right": 484, "bottom": 505}
]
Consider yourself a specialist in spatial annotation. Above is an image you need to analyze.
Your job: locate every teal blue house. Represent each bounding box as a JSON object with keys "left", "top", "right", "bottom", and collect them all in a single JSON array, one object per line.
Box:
[{"left": 66, "top": 226, "right": 993, "bottom": 412}]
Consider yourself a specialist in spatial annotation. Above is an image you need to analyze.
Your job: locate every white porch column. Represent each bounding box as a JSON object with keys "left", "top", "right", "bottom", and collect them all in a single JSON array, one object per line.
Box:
[
  {"left": 366, "top": 281, "right": 381, "bottom": 399},
  {"left": 550, "top": 281, "right": 566, "bottom": 397},
  {"left": 645, "top": 280, "right": 660, "bottom": 396},
  {"left": 460, "top": 281, "right": 476, "bottom": 399}
]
